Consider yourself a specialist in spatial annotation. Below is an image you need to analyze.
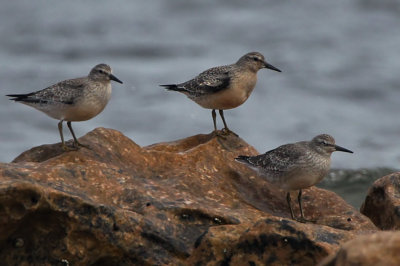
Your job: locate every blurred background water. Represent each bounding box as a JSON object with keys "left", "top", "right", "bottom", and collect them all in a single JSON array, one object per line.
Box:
[{"left": 1, "top": 0, "right": 400, "bottom": 207}]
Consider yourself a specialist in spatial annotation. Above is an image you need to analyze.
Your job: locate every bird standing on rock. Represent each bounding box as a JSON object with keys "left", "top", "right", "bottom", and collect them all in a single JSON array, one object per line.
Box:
[
  {"left": 161, "top": 52, "right": 281, "bottom": 135},
  {"left": 6, "top": 64, "right": 123, "bottom": 150},
  {"left": 235, "top": 134, "right": 353, "bottom": 222}
]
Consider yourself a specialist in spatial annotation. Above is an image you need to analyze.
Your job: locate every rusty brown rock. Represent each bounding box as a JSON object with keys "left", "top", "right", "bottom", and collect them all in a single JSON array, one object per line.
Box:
[
  {"left": 319, "top": 231, "right": 400, "bottom": 266},
  {"left": 360, "top": 172, "right": 400, "bottom": 230},
  {"left": 0, "top": 128, "right": 376, "bottom": 265},
  {"left": 188, "top": 217, "right": 361, "bottom": 266}
]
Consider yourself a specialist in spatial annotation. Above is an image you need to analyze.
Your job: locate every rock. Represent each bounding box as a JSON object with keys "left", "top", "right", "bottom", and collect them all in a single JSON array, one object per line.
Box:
[
  {"left": 360, "top": 172, "right": 400, "bottom": 230},
  {"left": 188, "top": 217, "right": 360, "bottom": 266},
  {"left": 0, "top": 128, "right": 376, "bottom": 265},
  {"left": 319, "top": 231, "right": 400, "bottom": 266}
]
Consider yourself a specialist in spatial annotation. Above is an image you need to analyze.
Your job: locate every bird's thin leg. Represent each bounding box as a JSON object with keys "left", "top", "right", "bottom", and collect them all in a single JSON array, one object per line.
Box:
[
  {"left": 67, "top": 121, "right": 89, "bottom": 149},
  {"left": 212, "top": 109, "right": 217, "bottom": 132},
  {"left": 298, "top": 189, "right": 305, "bottom": 219},
  {"left": 219, "top": 110, "right": 238, "bottom": 136},
  {"left": 286, "top": 192, "right": 295, "bottom": 220},
  {"left": 58, "top": 120, "right": 69, "bottom": 151},
  {"left": 296, "top": 189, "right": 316, "bottom": 223},
  {"left": 219, "top": 109, "right": 228, "bottom": 130},
  {"left": 212, "top": 109, "right": 227, "bottom": 139}
]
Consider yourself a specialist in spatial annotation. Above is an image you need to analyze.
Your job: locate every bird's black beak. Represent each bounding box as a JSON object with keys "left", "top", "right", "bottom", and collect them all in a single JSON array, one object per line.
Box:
[
  {"left": 334, "top": 145, "right": 353, "bottom": 153},
  {"left": 109, "top": 74, "right": 123, "bottom": 84},
  {"left": 263, "top": 62, "right": 281, "bottom": 72}
]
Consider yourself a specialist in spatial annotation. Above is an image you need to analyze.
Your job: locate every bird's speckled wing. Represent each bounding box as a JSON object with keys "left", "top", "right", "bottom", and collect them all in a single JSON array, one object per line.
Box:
[
  {"left": 21, "top": 77, "right": 87, "bottom": 105},
  {"left": 245, "top": 143, "right": 307, "bottom": 174},
  {"left": 178, "top": 65, "right": 233, "bottom": 97}
]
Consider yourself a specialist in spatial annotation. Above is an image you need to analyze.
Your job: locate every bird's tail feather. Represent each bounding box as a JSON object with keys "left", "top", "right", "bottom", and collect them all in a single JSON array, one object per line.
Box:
[
  {"left": 160, "top": 84, "right": 187, "bottom": 93},
  {"left": 235, "top": 155, "right": 251, "bottom": 164},
  {"left": 6, "top": 93, "right": 32, "bottom": 101},
  {"left": 6, "top": 93, "right": 44, "bottom": 103}
]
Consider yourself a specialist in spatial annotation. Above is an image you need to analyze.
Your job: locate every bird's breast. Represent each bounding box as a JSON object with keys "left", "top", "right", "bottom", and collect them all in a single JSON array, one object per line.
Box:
[
  {"left": 284, "top": 156, "right": 331, "bottom": 191},
  {"left": 63, "top": 83, "right": 112, "bottom": 121}
]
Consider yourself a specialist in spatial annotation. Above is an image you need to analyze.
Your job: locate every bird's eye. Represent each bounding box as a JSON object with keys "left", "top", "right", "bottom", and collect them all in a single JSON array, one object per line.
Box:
[
  {"left": 98, "top": 69, "right": 104, "bottom": 74},
  {"left": 253, "top": 57, "right": 259, "bottom": 62}
]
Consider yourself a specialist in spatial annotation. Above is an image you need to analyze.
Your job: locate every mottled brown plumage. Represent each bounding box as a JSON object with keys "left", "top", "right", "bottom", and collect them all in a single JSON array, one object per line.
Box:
[
  {"left": 161, "top": 52, "right": 281, "bottom": 133},
  {"left": 236, "top": 134, "right": 353, "bottom": 222},
  {"left": 6, "top": 64, "right": 123, "bottom": 150}
]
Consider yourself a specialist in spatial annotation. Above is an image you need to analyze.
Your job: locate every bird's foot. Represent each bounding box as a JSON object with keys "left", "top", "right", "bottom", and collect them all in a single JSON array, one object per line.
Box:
[
  {"left": 221, "top": 128, "right": 238, "bottom": 137},
  {"left": 73, "top": 141, "right": 90, "bottom": 150},
  {"left": 212, "top": 130, "right": 227, "bottom": 139},
  {"left": 61, "top": 143, "right": 78, "bottom": 151}
]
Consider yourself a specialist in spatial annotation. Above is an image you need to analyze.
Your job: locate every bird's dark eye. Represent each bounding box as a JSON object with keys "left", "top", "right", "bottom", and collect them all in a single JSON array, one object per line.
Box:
[
  {"left": 98, "top": 69, "right": 104, "bottom": 74},
  {"left": 253, "top": 57, "right": 259, "bottom": 61}
]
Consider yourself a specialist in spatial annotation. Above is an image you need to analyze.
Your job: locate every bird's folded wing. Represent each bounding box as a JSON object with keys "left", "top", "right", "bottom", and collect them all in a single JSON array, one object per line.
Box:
[
  {"left": 182, "top": 68, "right": 231, "bottom": 97},
  {"left": 251, "top": 144, "right": 305, "bottom": 173},
  {"left": 25, "top": 78, "right": 86, "bottom": 105}
]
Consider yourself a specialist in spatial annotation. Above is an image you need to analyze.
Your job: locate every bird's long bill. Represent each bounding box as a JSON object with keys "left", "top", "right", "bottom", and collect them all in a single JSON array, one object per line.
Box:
[
  {"left": 263, "top": 62, "right": 281, "bottom": 72},
  {"left": 109, "top": 74, "right": 123, "bottom": 84},
  {"left": 335, "top": 144, "right": 353, "bottom": 153}
]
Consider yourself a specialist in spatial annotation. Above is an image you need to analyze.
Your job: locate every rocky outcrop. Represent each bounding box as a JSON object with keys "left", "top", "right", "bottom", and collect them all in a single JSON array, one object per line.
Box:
[
  {"left": 0, "top": 128, "right": 376, "bottom": 265},
  {"left": 360, "top": 172, "right": 400, "bottom": 230},
  {"left": 319, "top": 231, "right": 400, "bottom": 266},
  {"left": 323, "top": 170, "right": 400, "bottom": 265}
]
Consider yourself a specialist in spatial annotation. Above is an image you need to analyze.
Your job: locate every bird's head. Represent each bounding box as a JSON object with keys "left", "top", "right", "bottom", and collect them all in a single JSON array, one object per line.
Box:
[
  {"left": 237, "top": 52, "right": 281, "bottom": 73},
  {"left": 311, "top": 134, "right": 353, "bottom": 156},
  {"left": 89, "top": 64, "right": 123, "bottom": 84}
]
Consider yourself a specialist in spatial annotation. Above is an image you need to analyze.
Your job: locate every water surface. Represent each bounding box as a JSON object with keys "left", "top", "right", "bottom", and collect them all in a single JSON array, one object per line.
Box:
[{"left": 1, "top": 1, "right": 399, "bottom": 172}]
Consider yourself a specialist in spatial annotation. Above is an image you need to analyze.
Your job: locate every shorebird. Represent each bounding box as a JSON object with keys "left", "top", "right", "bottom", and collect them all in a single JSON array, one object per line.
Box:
[
  {"left": 160, "top": 52, "right": 281, "bottom": 134},
  {"left": 6, "top": 64, "right": 123, "bottom": 150},
  {"left": 235, "top": 134, "right": 353, "bottom": 222}
]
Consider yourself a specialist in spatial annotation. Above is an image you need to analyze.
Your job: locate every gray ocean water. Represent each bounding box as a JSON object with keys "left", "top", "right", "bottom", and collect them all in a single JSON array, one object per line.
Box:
[{"left": 1, "top": 1, "right": 400, "bottom": 207}]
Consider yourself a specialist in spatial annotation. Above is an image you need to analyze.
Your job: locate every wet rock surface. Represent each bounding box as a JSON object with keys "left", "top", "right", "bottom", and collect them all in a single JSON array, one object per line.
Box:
[
  {"left": 319, "top": 231, "right": 400, "bottom": 266},
  {"left": 0, "top": 128, "right": 377, "bottom": 265},
  {"left": 361, "top": 172, "right": 400, "bottom": 230}
]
